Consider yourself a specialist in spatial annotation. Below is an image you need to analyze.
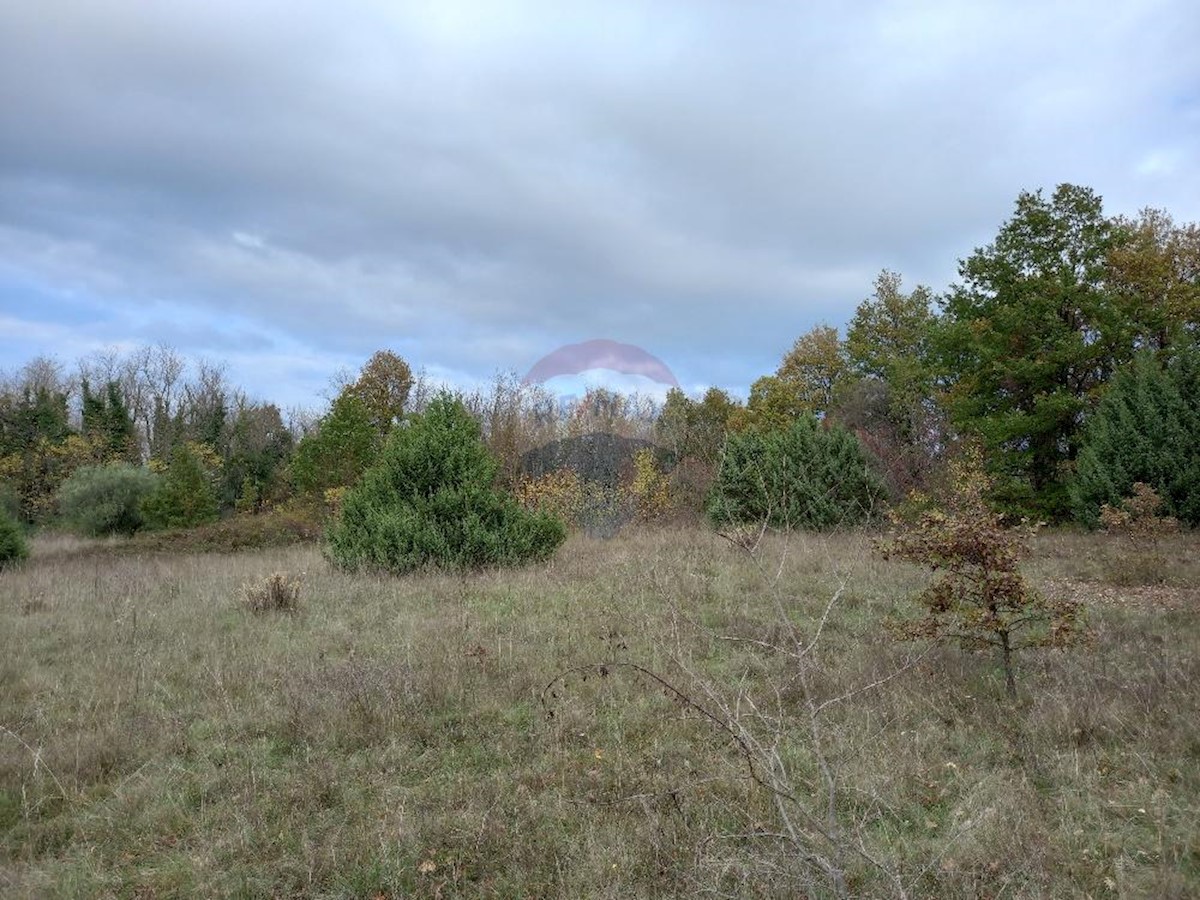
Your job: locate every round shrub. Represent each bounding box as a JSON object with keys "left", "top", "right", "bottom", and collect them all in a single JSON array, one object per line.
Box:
[
  {"left": 0, "top": 509, "right": 28, "bottom": 569},
  {"left": 57, "top": 462, "right": 160, "bottom": 536},
  {"left": 327, "top": 394, "right": 566, "bottom": 573},
  {"left": 707, "top": 415, "right": 885, "bottom": 530}
]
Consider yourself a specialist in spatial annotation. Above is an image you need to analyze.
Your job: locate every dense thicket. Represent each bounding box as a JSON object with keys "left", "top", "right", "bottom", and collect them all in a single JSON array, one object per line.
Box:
[
  {"left": 327, "top": 395, "right": 566, "bottom": 573},
  {"left": 520, "top": 433, "right": 658, "bottom": 489}
]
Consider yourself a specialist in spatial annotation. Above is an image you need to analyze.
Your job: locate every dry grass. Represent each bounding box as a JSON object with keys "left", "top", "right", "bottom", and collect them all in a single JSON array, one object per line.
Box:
[
  {"left": 0, "top": 526, "right": 1197, "bottom": 897},
  {"left": 241, "top": 572, "right": 303, "bottom": 615}
]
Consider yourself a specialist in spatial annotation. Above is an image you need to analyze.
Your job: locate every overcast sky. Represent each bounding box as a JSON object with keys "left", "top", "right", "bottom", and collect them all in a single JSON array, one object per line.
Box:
[{"left": 2, "top": 0, "right": 1197, "bottom": 408}]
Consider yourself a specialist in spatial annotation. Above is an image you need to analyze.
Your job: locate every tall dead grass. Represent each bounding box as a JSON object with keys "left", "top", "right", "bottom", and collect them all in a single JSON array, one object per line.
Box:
[{"left": 0, "top": 526, "right": 1196, "bottom": 897}]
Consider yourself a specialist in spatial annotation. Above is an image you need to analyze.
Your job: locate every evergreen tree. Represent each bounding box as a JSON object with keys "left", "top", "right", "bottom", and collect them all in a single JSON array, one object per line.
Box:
[
  {"left": 327, "top": 394, "right": 566, "bottom": 573},
  {"left": 0, "top": 506, "right": 27, "bottom": 570},
  {"left": 935, "top": 184, "right": 1124, "bottom": 519},
  {"left": 140, "top": 443, "right": 221, "bottom": 530},
  {"left": 707, "top": 416, "right": 884, "bottom": 530},
  {"left": 0, "top": 383, "right": 71, "bottom": 458},
  {"left": 1072, "top": 349, "right": 1200, "bottom": 525},
  {"left": 80, "top": 378, "right": 105, "bottom": 443},
  {"left": 81, "top": 379, "right": 139, "bottom": 463}
]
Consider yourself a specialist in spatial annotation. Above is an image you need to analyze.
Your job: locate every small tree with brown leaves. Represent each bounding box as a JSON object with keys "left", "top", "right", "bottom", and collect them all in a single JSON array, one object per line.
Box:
[
  {"left": 1099, "top": 481, "right": 1180, "bottom": 538},
  {"left": 1099, "top": 482, "right": 1180, "bottom": 585},
  {"left": 882, "top": 448, "right": 1086, "bottom": 698}
]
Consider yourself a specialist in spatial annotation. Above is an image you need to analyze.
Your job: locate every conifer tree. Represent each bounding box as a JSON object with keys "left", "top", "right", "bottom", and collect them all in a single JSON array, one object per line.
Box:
[
  {"left": 1072, "top": 348, "right": 1200, "bottom": 525},
  {"left": 707, "top": 415, "right": 883, "bottom": 530},
  {"left": 140, "top": 443, "right": 221, "bottom": 530},
  {"left": 328, "top": 394, "right": 566, "bottom": 573},
  {"left": 935, "top": 184, "right": 1123, "bottom": 519}
]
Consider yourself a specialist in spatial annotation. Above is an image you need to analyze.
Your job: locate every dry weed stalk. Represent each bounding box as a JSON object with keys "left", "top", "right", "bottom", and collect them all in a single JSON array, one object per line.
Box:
[
  {"left": 241, "top": 571, "right": 302, "bottom": 614},
  {"left": 0, "top": 724, "right": 72, "bottom": 814},
  {"left": 687, "top": 526, "right": 929, "bottom": 898}
]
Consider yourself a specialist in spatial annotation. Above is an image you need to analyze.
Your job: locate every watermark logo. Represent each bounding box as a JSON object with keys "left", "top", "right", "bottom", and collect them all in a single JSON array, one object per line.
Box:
[
  {"left": 522, "top": 338, "right": 679, "bottom": 390},
  {"left": 519, "top": 338, "right": 678, "bottom": 538}
]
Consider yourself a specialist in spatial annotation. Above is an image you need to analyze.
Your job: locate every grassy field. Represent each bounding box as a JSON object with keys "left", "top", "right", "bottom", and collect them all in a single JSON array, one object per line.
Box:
[{"left": 1, "top": 526, "right": 1198, "bottom": 898}]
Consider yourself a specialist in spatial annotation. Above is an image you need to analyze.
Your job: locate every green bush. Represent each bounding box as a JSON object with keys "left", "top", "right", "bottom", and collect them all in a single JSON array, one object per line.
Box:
[
  {"left": 141, "top": 444, "right": 221, "bottom": 530},
  {"left": 0, "top": 483, "right": 20, "bottom": 525},
  {"left": 707, "top": 415, "right": 885, "bottom": 530},
  {"left": 327, "top": 394, "right": 566, "bottom": 573},
  {"left": 1072, "top": 348, "right": 1200, "bottom": 526},
  {"left": 57, "top": 463, "right": 159, "bottom": 536},
  {"left": 291, "top": 392, "right": 379, "bottom": 496},
  {"left": 0, "top": 508, "right": 28, "bottom": 569}
]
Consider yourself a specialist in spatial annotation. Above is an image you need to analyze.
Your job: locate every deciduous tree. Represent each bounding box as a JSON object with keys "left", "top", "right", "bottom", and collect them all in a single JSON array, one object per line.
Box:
[
  {"left": 342, "top": 350, "right": 413, "bottom": 436},
  {"left": 882, "top": 447, "right": 1087, "bottom": 698},
  {"left": 845, "top": 270, "right": 936, "bottom": 416},
  {"left": 290, "top": 392, "right": 378, "bottom": 496},
  {"left": 775, "top": 324, "right": 851, "bottom": 417},
  {"left": 656, "top": 387, "right": 738, "bottom": 465},
  {"left": 1107, "top": 208, "right": 1200, "bottom": 352}
]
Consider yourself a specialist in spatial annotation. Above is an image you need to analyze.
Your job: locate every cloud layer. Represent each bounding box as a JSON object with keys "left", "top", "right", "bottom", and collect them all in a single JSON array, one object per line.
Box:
[{"left": 2, "top": 0, "right": 1198, "bottom": 406}]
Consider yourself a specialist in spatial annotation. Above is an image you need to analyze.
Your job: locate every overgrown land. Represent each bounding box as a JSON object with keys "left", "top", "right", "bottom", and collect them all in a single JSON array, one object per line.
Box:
[
  {"left": 2, "top": 527, "right": 1197, "bottom": 898},
  {"left": 2, "top": 183, "right": 1199, "bottom": 896}
]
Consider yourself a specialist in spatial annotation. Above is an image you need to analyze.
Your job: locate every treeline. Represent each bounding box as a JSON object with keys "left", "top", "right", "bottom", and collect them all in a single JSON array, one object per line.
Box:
[
  {"left": 0, "top": 347, "right": 295, "bottom": 529},
  {"left": 662, "top": 183, "right": 1200, "bottom": 527},
  {"left": 2, "top": 183, "right": 1198, "bottom": 541},
  {"left": 0, "top": 342, "right": 667, "bottom": 537}
]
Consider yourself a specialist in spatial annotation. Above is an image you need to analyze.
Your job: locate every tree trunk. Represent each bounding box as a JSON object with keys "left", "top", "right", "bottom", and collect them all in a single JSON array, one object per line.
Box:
[{"left": 999, "top": 630, "right": 1016, "bottom": 698}]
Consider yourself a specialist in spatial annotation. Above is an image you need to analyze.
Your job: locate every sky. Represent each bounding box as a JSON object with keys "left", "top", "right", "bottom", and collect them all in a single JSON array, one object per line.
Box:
[{"left": 2, "top": 0, "right": 1198, "bottom": 409}]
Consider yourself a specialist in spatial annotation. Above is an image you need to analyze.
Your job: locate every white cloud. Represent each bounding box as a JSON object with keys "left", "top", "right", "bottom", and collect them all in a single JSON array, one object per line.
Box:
[
  {"left": 231, "top": 231, "right": 266, "bottom": 250},
  {"left": 1, "top": 0, "right": 1197, "bottom": 403}
]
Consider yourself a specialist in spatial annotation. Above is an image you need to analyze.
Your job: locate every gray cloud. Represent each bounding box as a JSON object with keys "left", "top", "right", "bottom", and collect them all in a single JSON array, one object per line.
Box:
[{"left": 1, "top": 0, "right": 1198, "bottom": 402}]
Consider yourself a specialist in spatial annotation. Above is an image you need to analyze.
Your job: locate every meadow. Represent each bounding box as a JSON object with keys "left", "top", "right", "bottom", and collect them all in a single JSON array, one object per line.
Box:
[{"left": 1, "top": 526, "right": 1197, "bottom": 898}]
